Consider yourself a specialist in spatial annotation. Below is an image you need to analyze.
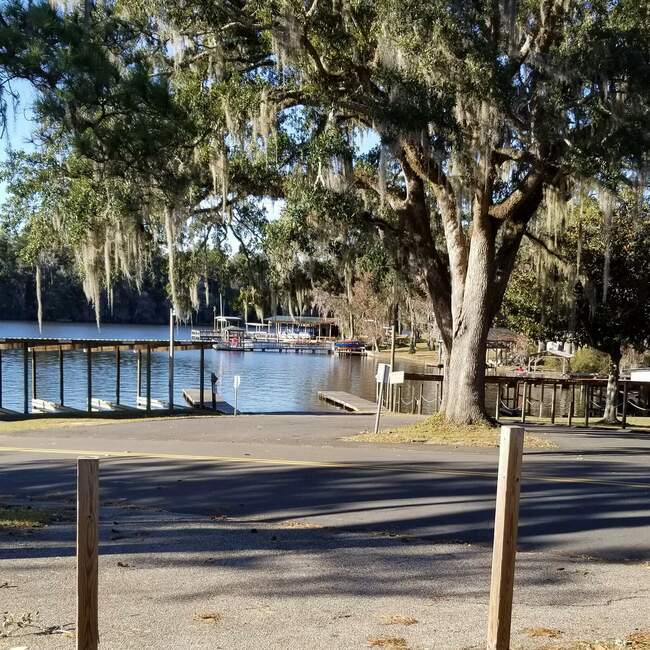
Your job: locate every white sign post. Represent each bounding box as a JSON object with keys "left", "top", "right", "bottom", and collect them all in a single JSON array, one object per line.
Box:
[
  {"left": 374, "top": 364, "right": 390, "bottom": 434},
  {"left": 233, "top": 375, "right": 241, "bottom": 416}
]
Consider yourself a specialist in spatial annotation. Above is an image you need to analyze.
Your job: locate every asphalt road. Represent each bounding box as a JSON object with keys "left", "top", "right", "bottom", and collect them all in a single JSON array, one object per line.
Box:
[{"left": 1, "top": 413, "right": 649, "bottom": 560}]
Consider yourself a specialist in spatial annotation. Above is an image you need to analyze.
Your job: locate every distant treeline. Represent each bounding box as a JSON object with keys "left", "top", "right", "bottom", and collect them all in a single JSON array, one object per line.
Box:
[{"left": 0, "top": 234, "right": 223, "bottom": 325}]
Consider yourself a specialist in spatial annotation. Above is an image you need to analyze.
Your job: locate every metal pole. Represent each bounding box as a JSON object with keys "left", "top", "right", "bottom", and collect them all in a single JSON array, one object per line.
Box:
[
  {"left": 374, "top": 379, "right": 385, "bottom": 434},
  {"left": 168, "top": 308, "right": 175, "bottom": 413},
  {"left": 59, "top": 346, "right": 65, "bottom": 406}
]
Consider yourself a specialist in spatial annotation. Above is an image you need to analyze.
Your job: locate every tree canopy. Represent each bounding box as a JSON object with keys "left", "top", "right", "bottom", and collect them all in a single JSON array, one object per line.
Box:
[{"left": 1, "top": 0, "right": 649, "bottom": 422}]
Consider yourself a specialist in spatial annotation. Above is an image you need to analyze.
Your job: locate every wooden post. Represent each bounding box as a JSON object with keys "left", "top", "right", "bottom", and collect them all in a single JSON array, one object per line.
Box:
[
  {"left": 418, "top": 383, "right": 424, "bottom": 415},
  {"left": 538, "top": 382, "right": 545, "bottom": 419},
  {"left": 77, "top": 458, "right": 99, "bottom": 650},
  {"left": 568, "top": 383, "right": 575, "bottom": 426},
  {"left": 486, "top": 426, "right": 524, "bottom": 650},
  {"left": 585, "top": 384, "right": 590, "bottom": 426},
  {"left": 199, "top": 346, "right": 205, "bottom": 409},
  {"left": 59, "top": 346, "right": 65, "bottom": 406},
  {"left": 115, "top": 348, "right": 120, "bottom": 405},
  {"left": 23, "top": 342, "right": 28, "bottom": 414},
  {"left": 0, "top": 348, "right": 3, "bottom": 409},
  {"left": 146, "top": 345, "right": 151, "bottom": 412},
  {"left": 495, "top": 381, "right": 500, "bottom": 421},
  {"left": 621, "top": 381, "right": 629, "bottom": 428},
  {"left": 520, "top": 382, "right": 527, "bottom": 423},
  {"left": 397, "top": 385, "right": 402, "bottom": 413},
  {"left": 389, "top": 325, "right": 396, "bottom": 372},
  {"left": 86, "top": 346, "right": 92, "bottom": 413},
  {"left": 550, "top": 383, "right": 557, "bottom": 424},
  {"left": 31, "top": 349, "right": 37, "bottom": 399}
]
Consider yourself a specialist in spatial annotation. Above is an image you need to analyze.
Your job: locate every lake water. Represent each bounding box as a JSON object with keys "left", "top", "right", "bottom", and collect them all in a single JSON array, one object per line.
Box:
[{"left": 0, "top": 321, "right": 429, "bottom": 414}]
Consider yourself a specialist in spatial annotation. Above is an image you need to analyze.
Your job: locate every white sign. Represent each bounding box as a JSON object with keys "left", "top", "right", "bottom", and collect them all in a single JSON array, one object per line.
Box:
[
  {"left": 389, "top": 370, "right": 405, "bottom": 385},
  {"left": 233, "top": 375, "right": 241, "bottom": 389},
  {"left": 375, "top": 363, "right": 390, "bottom": 383}
]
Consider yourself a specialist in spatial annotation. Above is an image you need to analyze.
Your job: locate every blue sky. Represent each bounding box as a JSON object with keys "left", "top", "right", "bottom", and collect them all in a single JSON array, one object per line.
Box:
[{"left": 0, "top": 79, "right": 37, "bottom": 202}]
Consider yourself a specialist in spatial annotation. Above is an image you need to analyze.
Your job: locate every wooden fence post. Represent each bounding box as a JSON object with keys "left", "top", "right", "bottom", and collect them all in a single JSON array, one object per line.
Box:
[
  {"left": 77, "top": 458, "right": 99, "bottom": 650},
  {"left": 486, "top": 425, "right": 524, "bottom": 650},
  {"left": 621, "top": 381, "right": 629, "bottom": 428}
]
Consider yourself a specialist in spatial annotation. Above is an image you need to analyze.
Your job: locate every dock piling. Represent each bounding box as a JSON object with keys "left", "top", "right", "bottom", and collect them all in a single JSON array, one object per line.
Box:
[
  {"left": 146, "top": 345, "right": 151, "bottom": 412},
  {"left": 23, "top": 342, "right": 28, "bottom": 414},
  {"left": 59, "top": 346, "right": 65, "bottom": 406},
  {"left": 86, "top": 345, "right": 92, "bottom": 413},
  {"left": 115, "top": 348, "right": 120, "bottom": 405}
]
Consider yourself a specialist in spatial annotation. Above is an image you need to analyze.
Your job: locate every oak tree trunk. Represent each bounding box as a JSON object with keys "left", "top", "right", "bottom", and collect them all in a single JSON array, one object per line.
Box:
[{"left": 602, "top": 349, "right": 621, "bottom": 424}]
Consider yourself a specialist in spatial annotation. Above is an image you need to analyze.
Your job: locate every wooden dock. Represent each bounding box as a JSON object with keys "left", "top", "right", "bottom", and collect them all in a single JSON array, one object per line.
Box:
[
  {"left": 182, "top": 388, "right": 235, "bottom": 415},
  {"left": 318, "top": 391, "right": 376, "bottom": 414}
]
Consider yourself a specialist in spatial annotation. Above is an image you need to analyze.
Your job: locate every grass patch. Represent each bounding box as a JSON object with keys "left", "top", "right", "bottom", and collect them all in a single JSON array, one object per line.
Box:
[
  {"left": 345, "top": 413, "right": 555, "bottom": 448},
  {"left": 379, "top": 615, "right": 418, "bottom": 626},
  {"left": 0, "top": 412, "right": 221, "bottom": 434},
  {"left": 542, "top": 631, "right": 650, "bottom": 649},
  {"left": 368, "top": 636, "right": 409, "bottom": 649},
  {"left": 0, "top": 505, "right": 71, "bottom": 529}
]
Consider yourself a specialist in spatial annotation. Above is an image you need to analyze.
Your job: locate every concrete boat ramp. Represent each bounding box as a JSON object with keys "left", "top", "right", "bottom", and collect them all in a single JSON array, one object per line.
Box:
[{"left": 318, "top": 391, "right": 377, "bottom": 414}]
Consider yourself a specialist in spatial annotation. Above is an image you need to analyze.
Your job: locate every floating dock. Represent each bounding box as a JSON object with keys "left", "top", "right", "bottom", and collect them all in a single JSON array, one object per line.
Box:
[
  {"left": 32, "top": 398, "right": 79, "bottom": 414},
  {"left": 318, "top": 391, "right": 377, "bottom": 414},
  {"left": 182, "top": 388, "right": 235, "bottom": 415},
  {"left": 91, "top": 398, "right": 138, "bottom": 413}
]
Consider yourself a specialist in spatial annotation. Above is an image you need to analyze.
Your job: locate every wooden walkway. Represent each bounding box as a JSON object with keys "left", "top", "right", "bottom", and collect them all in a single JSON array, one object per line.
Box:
[
  {"left": 182, "top": 388, "right": 235, "bottom": 415},
  {"left": 318, "top": 391, "right": 376, "bottom": 414}
]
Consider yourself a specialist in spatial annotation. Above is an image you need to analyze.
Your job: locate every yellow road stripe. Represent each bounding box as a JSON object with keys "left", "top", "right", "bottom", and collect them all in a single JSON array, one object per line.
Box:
[{"left": 0, "top": 445, "right": 648, "bottom": 490}]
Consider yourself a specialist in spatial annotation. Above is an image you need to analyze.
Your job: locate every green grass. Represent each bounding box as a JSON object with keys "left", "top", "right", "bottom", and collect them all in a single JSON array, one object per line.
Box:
[
  {"left": 0, "top": 505, "right": 71, "bottom": 529},
  {"left": 345, "top": 413, "right": 556, "bottom": 448}
]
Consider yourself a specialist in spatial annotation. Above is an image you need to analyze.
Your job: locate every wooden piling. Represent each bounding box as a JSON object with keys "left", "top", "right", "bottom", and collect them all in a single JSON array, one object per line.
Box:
[
  {"left": 486, "top": 426, "right": 524, "bottom": 650},
  {"left": 585, "top": 384, "right": 590, "bottom": 426},
  {"left": 86, "top": 345, "right": 92, "bottom": 413},
  {"left": 115, "top": 348, "right": 120, "bottom": 405},
  {"left": 31, "top": 349, "right": 37, "bottom": 399},
  {"left": 568, "top": 384, "right": 575, "bottom": 426},
  {"left": 520, "top": 382, "right": 527, "bottom": 423},
  {"left": 146, "top": 345, "right": 151, "bottom": 412},
  {"left": 77, "top": 458, "right": 99, "bottom": 650},
  {"left": 136, "top": 350, "right": 142, "bottom": 398},
  {"left": 168, "top": 308, "right": 174, "bottom": 413},
  {"left": 418, "top": 383, "right": 424, "bottom": 415},
  {"left": 550, "top": 383, "right": 557, "bottom": 424},
  {"left": 59, "top": 346, "right": 65, "bottom": 406},
  {"left": 495, "top": 382, "right": 500, "bottom": 421},
  {"left": 538, "top": 382, "right": 545, "bottom": 419},
  {"left": 0, "top": 348, "right": 2, "bottom": 409},
  {"left": 23, "top": 343, "right": 28, "bottom": 413},
  {"left": 199, "top": 346, "right": 205, "bottom": 409},
  {"left": 621, "top": 381, "right": 628, "bottom": 428}
]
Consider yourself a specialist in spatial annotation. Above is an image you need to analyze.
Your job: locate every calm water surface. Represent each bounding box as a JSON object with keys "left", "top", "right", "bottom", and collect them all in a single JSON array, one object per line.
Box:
[{"left": 0, "top": 321, "right": 429, "bottom": 414}]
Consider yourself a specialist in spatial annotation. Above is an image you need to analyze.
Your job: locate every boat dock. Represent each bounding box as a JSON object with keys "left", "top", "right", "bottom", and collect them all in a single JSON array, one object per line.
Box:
[
  {"left": 0, "top": 335, "right": 213, "bottom": 416},
  {"left": 182, "top": 388, "right": 235, "bottom": 414},
  {"left": 318, "top": 391, "right": 377, "bottom": 414}
]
